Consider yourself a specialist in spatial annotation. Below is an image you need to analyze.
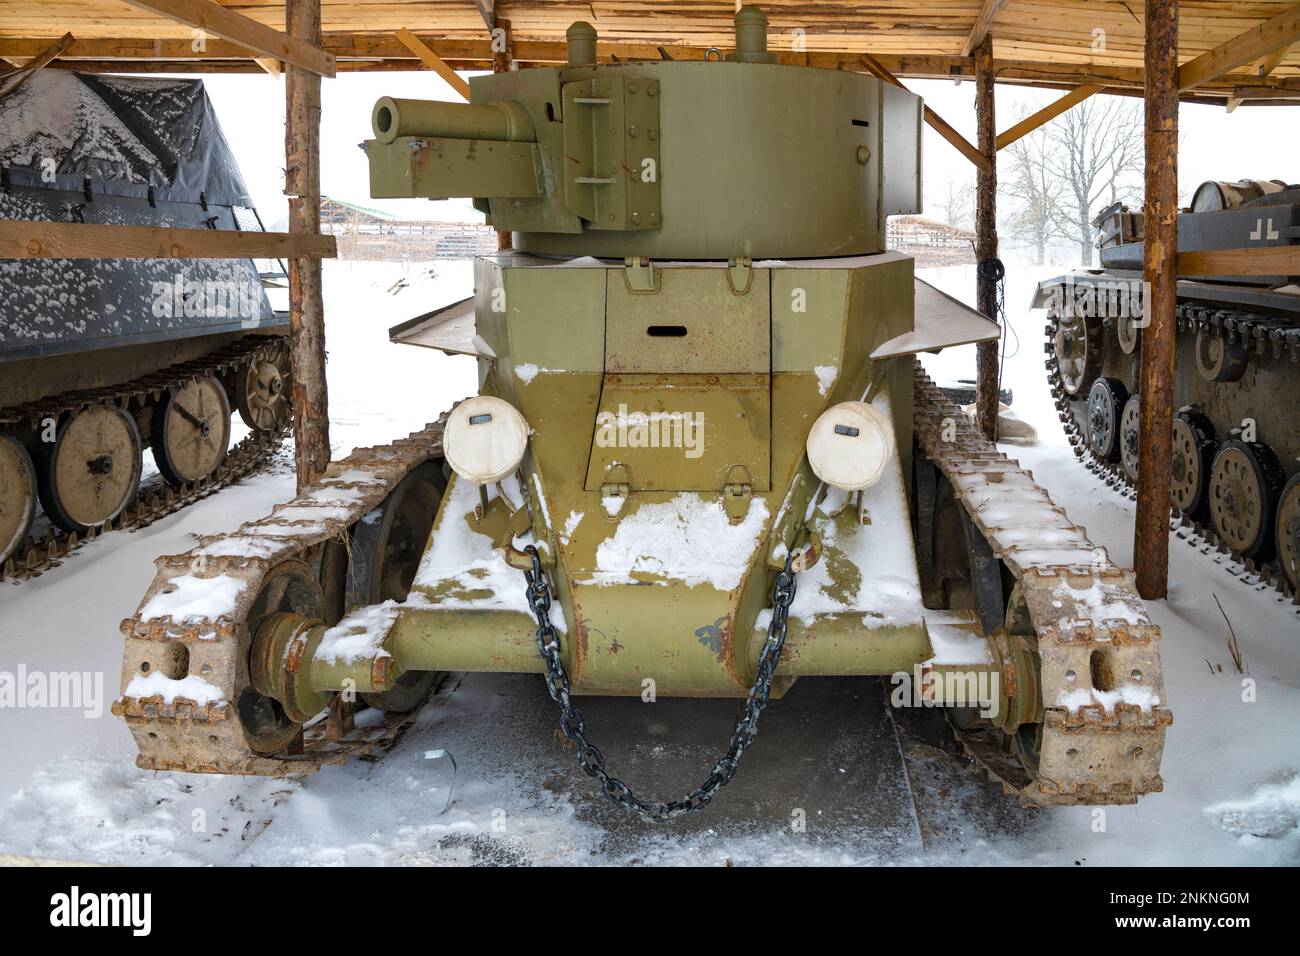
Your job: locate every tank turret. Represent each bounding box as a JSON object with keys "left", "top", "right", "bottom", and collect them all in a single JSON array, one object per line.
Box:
[{"left": 364, "top": 7, "right": 922, "bottom": 259}]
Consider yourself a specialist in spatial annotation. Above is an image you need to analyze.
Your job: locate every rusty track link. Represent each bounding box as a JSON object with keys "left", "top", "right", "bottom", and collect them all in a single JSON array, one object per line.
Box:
[
  {"left": 2, "top": 335, "right": 288, "bottom": 584},
  {"left": 1043, "top": 312, "right": 1299, "bottom": 606},
  {"left": 914, "top": 364, "right": 1173, "bottom": 806},
  {"left": 112, "top": 418, "right": 448, "bottom": 775}
]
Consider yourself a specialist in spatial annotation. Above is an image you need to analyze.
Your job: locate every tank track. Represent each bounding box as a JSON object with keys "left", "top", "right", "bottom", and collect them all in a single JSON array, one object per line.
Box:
[
  {"left": 914, "top": 366, "right": 1173, "bottom": 806},
  {"left": 1, "top": 335, "right": 288, "bottom": 584},
  {"left": 1044, "top": 306, "right": 1300, "bottom": 605},
  {"left": 112, "top": 418, "right": 448, "bottom": 775}
]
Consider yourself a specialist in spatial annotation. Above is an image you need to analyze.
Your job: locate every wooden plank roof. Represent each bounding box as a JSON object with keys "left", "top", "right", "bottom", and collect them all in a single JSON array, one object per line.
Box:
[{"left": 2, "top": 1, "right": 1299, "bottom": 102}]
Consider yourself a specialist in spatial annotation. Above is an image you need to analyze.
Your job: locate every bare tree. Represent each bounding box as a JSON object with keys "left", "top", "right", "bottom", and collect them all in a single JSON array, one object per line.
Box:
[
  {"left": 1000, "top": 116, "right": 1066, "bottom": 265},
  {"left": 1041, "top": 96, "right": 1145, "bottom": 265},
  {"left": 931, "top": 176, "right": 975, "bottom": 231}
]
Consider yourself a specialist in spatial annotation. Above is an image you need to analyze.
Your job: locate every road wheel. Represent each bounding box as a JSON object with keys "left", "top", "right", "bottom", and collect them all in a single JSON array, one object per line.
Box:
[
  {"left": 38, "top": 404, "right": 142, "bottom": 534},
  {"left": 0, "top": 435, "right": 37, "bottom": 565},
  {"left": 151, "top": 376, "right": 232, "bottom": 486}
]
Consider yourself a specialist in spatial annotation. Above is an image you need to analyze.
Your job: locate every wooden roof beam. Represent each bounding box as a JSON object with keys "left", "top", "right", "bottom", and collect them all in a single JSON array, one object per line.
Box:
[
  {"left": 395, "top": 29, "right": 472, "bottom": 101},
  {"left": 1256, "top": 41, "right": 1294, "bottom": 77},
  {"left": 1178, "top": 2, "right": 1300, "bottom": 90},
  {"left": 0, "top": 220, "right": 335, "bottom": 260},
  {"left": 0, "top": 32, "right": 73, "bottom": 95},
  {"left": 962, "top": 0, "right": 1009, "bottom": 58},
  {"left": 995, "top": 83, "right": 1104, "bottom": 150},
  {"left": 117, "top": 0, "right": 335, "bottom": 77},
  {"left": 473, "top": 0, "right": 497, "bottom": 33},
  {"left": 860, "top": 54, "right": 992, "bottom": 175},
  {"left": 1179, "top": 246, "right": 1300, "bottom": 276}
]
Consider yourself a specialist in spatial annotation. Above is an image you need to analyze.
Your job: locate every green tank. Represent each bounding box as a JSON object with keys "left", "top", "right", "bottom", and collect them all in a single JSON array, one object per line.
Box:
[{"left": 115, "top": 7, "right": 1173, "bottom": 817}]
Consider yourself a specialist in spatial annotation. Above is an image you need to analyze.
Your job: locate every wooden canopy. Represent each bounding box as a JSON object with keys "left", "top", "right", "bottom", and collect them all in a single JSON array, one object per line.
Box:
[{"left": 3, "top": 1, "right": 1300, "bottom": 104}]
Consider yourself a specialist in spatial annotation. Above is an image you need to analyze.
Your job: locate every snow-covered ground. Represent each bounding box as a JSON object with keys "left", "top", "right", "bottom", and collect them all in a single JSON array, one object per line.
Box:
[{"left": 0, "top": 259, "right": 1296, "bottom": 866}]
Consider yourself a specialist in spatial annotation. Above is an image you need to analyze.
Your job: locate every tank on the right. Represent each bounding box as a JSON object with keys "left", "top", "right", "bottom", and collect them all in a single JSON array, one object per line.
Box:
[{"left": 1037, "top": 179, "right": 1300, "bottom": 601}]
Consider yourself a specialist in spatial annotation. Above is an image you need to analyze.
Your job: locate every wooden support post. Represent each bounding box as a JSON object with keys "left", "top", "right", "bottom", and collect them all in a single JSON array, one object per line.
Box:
[
  {"left": 286, "top": 0, "right": 330, "bottom": 491},
  {"left": 973, "top": 34, "right": 1000, "bottom": 443},
  {"left": 1135, "top": 0, "right": 1180, "bottom": 600},
  {"left": 493, "top": 18, "right": 514, "bottom": 251}
]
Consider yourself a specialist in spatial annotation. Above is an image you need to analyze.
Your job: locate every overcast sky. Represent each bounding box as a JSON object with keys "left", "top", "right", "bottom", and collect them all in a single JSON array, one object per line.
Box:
[{"left": 200, "top": 69, "right": 1300, "bottom": 239}]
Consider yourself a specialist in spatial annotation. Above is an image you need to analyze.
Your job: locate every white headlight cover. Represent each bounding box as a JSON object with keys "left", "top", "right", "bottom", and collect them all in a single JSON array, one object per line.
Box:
[
  {"left": 806, "top": 401, "right": 895, "bottom": 491},
  {"left": 444, "top": 396, "right": 530, "bottom": 484}
]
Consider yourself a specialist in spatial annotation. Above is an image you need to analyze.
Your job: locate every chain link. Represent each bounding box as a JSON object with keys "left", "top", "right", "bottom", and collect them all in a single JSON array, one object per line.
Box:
[{"left": 523, "top": 544, "right": 798, "bottom": 822}]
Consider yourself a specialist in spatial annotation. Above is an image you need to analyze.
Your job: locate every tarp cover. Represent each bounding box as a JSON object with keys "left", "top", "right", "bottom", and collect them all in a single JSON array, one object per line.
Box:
[
  {"left": 0, "top": 70, "right": 251, "bottom": 204},
  {"left": 0, "top": 71, "right": 281, "bottom": 363}
]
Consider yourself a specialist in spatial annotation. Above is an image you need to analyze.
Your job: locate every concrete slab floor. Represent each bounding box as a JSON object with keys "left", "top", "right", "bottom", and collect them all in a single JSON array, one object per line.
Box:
[{"left": 386, "top": 672, "right": 1042, "bottom": 862}]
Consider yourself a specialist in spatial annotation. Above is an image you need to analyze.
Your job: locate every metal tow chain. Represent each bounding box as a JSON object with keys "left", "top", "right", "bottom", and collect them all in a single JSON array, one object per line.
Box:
[{"left": 523, "top": 544, "right": 798, "bottom": 822}]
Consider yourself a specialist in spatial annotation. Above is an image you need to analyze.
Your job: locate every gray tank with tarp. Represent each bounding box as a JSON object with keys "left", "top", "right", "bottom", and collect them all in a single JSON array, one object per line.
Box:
[
  {"left": 1037, "top": 178, "right": 1300, "bottom": 602},
  {"left": 0, "top": 70, "right": 292, "bottom": 572}
]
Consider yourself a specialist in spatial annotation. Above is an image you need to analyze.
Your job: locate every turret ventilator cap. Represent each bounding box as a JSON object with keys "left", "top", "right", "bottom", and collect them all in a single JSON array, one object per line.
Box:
[
  {"left": 444, "top": 396, "right": 530, "bottom": 484},
  {"left": 805, "top": 401, "right": 895, "bottom": 491}
]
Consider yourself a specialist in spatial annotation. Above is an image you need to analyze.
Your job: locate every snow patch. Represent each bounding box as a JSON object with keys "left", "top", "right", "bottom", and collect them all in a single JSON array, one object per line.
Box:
[
  {"left": 322, "top": 468, "right": 382, "bottom": 486},
  {"left": 316, "top": 601, "right": 405, "bottom": 664},
  {"left": 124, "top": 672, "right": 224, "bottom": 705},
  {"left": 514, "top": 363, "right": 554, "bottom": 384},
  {"left": 814, "top": 364, "right": 838, "bottom": 396},
  {"left": 593, "top": 493, "right": 769, "bottom": 591},
  {"left": 138, "top": 574, "right": 246, "bottom": 622},
  {"left": 560, "top": 510, "right": 584, "bottom": 545},
  {"left": 1205, "top": 775, "right": 1300, "bottom": 840},
  {"left": 413, "top": 478, "right": 564, "bottom": 630},
  {"left": 1056, "top": 684, "right": 1160, "bottom": 713}
]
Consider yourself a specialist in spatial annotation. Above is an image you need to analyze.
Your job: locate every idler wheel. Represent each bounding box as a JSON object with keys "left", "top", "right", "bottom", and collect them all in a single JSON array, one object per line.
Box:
[
  {"left": 347, "top": 460, "right": 448, "bottom": 711},
  {"left": 1086, "top": 377, "right": 1128, "bottom": 462},
  {"left": 38, "top": 403, "right": 142, "bottom": 534},
  {"left": 151, "top": 375, "right": 232, "bottom": 486},
  {"left": 1274, "top": 473, "right": 1300, "bottom": 593},
  {"left": 1052, "top": 311, "right": 1104, "bottom": 398},
  {"left": 0, "top": 434, "right": 37, "bottom": 565},
  {"left": 1115, "top": 314, "right": 1141, "bottom": 355},
  {"left": 1170, "top": 411, "right": 1216, "bottom": 519},
  {"left": 1208, "top": 439, "right": 1287, "bottom": 561},
  {"left": 242, "top": 559, "right": 326, "bottom": 754},
  {"left": 1195, "top": 327, "right": 1248, "bottom": 383},
  {"left": 236, "top": 353, "right": 291, "bottom": 433},
  {"left": 1119, "top": 394, "right": 1142, "bottom": 482}
]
